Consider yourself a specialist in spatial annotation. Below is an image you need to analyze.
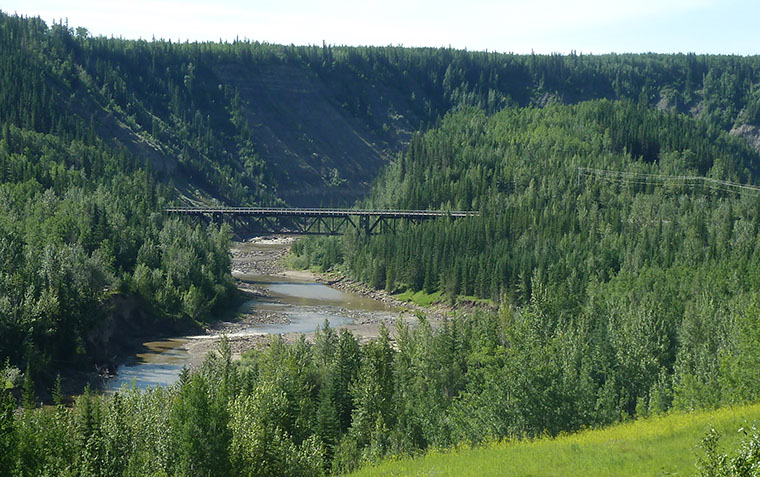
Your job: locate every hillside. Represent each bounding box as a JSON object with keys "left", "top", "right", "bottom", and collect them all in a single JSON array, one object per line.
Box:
[
  {"left": 5, "top": 10, "right": 760, "bottom": 475},
  {"left": 0, "top": 12, "right": 419, "bottom": 206},
  {"left": 351, "top": 404, "right": 760, "bottom": 477},
  {"left": 304, "top": 101, "right": 760, "bottom": 305},
  {"left": 3, "top": 11, "right": 760, "bottom": 207},
  {"left": 284, "top": 102, "right": 760, "bottom": 471},
  {"left": 212, "top": 61, "right": 417, "bottom": 204}
]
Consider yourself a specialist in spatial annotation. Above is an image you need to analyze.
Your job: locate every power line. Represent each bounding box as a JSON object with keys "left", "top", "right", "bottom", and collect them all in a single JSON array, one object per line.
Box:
[{"left": 577, "top": 167, "right": 760, "bottom": 195}]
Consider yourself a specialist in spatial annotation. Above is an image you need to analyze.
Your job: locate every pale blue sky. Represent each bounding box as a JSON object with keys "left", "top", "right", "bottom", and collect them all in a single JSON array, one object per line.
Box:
[{"left": 2, "top": 0, "right": 758, "bottom": 55}]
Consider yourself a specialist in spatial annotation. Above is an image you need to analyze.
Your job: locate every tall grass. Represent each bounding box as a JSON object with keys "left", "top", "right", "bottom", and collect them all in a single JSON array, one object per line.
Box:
[
  {"left": 394, "top": 289, "right": 444, "bottom": 307},
  {"left": 351, "top": 404, "right": 760, "bottom": 476}
]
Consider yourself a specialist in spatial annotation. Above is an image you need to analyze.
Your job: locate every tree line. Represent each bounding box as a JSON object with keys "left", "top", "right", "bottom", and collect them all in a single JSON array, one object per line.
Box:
[
  {"left": 297, "top": 100, "right": 760, "bottom": 304},
  {"left": 4, "top": 292, "right": 760, "bottom": 476},
  {"left": 289, "top": 100, "right": 760, "bottom": 451},
  {"left": 4, "top": 11, "right": 760, "bottom": 208},
  {"left": 0, "top": 121, "right": 236, "bottom": 385},
  {"left": 5, "top": 8, "right": 760, "bottom": 474}
]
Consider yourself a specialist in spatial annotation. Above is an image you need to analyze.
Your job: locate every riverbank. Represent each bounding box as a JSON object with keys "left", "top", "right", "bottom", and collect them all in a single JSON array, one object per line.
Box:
[
  {"left": 102, "top": 235, "right": 489, "bottom": 389},
  {"left": 181, "top": 236, "right": 417, "bottom": 369},
  {"left": 312, "top": 271, "right": 449, "bottom": 318},
  {"left": 88, "top": 236, "right": 470, "bottom": 393}
]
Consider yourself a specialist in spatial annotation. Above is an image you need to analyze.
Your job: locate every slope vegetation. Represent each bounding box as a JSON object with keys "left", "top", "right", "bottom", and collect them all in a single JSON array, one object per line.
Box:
[
  {"left": 351, "top": 404, "right": 760, "bottom": 477},
  {"left": 4, "top": 11, "right": 760, "bottom": 206},
  {"left": 287, "top": 103, "right": 760, "bottom": 471},
  {"left": 5, "top": 11, "right": 760, "bottom": 474}
]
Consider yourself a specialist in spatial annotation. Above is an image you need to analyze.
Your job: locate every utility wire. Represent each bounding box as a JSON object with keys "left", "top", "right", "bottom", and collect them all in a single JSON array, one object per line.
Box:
[{"left": 577, "top": 167, "right": 760, "bottom": 195}]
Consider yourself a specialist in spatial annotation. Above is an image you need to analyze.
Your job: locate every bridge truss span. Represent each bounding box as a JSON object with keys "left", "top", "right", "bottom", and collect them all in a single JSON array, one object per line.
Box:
[{"left": 165, "top": 207, "right": 479, "bottom": 235}]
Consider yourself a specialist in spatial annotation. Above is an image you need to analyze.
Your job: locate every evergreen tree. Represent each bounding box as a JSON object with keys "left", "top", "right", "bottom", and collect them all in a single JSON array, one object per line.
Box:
[
  {"left": 170, "top": 374, "right": 231, "bottom": 477},
  {"left": 0, "top": 391, "right": 16, "bottom": 477},
  {"left": 20, "top": 364, "right": 34, "bottom": 411}
]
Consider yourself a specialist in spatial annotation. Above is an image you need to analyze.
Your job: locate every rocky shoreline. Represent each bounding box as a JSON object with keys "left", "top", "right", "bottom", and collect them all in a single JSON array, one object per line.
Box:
[
  {"left": 81, "top": 236, "right": 488, "bottom": 395},
  {"left": 108, "top": 235, "right": 472, "bottom": 380},
  {"left": 230, "top": 236, "right": 293, "bottom": 276},
  {"left": 314, "top": 273, "right": 434, "bottom": 316},
  {"left": 182, "top": 236, "right": 418, "bottom": 367}
]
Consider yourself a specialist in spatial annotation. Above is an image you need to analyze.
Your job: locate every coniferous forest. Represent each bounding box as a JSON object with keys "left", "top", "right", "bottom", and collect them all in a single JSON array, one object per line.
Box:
[{"left": 3, "top": 9, "right": 760, "bottom": 476}]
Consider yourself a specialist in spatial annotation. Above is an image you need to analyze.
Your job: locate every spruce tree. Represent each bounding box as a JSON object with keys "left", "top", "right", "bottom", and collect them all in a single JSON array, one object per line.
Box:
[
  {"left": 21, "top": 364, "right": 34, "bottom": 410},
  {"left": 0, "top": 390, "right": 16, "bottom": 476}
]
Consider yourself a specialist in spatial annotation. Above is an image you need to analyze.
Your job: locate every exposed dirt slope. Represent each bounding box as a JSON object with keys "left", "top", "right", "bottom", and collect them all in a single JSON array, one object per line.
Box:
[
  {"left": 731, "top": 123, "right": 760, "bottom": 153},
  {"left": 215, "top": 63, "right": 419, "bottom": 205}
]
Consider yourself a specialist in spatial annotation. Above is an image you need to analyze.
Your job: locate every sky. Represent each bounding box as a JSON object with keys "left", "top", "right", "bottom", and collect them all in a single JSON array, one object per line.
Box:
[{"left": 2, "top": 0, "right": 759, "bottom": 55}]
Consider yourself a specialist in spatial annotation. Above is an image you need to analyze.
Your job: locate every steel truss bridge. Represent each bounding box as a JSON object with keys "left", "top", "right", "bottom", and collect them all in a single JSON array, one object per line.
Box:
[{"left": 165, "top": 207, "right": 478, "bottom": 235}]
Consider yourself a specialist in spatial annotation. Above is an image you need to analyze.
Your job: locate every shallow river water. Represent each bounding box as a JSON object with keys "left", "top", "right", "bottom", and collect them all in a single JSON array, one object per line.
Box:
[{"left": 102, "top": 270, "right": 393, "bottom": 393}]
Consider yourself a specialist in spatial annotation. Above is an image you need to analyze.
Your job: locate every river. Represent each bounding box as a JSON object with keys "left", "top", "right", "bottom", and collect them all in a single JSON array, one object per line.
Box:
[{"left": 101, "top": 240, "right": 396, "bottom": 393}]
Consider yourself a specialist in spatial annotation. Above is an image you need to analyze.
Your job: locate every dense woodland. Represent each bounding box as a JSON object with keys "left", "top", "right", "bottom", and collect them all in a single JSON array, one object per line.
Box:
[
  {"left": 4, "top": 11, "right": 760, "bottom": 201},
  {"left": 0, "top": 13, "right": 244, "bottom": 387},
  {"left": 0, "top": 123, "right": 236, "bottom": 371},
  {"left": 284, "top": 101, "right": 760, "bottom": 472},
  {"left": 4, "top": 9, "right": 760, "bottom": 476}
]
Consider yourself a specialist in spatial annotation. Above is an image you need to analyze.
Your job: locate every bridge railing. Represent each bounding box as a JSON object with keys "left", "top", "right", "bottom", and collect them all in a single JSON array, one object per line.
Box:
[{"left": 164, "top": 207, "right": 479, "bottom": 217}]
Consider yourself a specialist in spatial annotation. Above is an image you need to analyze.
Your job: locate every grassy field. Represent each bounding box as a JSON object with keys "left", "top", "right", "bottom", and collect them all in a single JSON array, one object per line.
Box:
[
  {"left": 394, "top": 289, "right": 445, "bottom": 307},
  {"left": 393, "top": 290, "right": 496, "bottom": 309},
  {"left": 351, "top": 404, "right": 760, "bottom": 476}
]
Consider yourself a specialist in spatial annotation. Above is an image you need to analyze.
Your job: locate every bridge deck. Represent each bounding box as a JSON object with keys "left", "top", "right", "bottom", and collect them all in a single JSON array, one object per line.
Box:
[
  {"left": 165, "top": 207, "right": 478, "bottom": 218},
  {"left": 165, "top": 207, "right": 478, "bottom": 235}
]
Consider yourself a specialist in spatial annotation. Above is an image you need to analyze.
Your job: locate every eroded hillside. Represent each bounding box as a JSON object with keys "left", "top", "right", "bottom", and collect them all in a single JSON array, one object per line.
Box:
[
  {"left": 214, "top": 62, "right": 419, "bottom": 205},
  {"left": 3, "top": 11, "right": 760, "bottom": 207}
]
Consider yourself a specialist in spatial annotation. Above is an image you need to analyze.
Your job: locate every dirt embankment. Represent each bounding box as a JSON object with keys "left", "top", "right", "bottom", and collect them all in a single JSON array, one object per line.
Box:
[
  {"left": 213, "top": 63, "right": 419, "bottom": 206},
  {"left": 87, "top": 295, "right": 202, "bottom": 370},
  {"left": 50, "top": 294, "right": 201, "bottom": 400},
  {"left": 98, "top": 236, "right": 477, "bottom": 379},
  {"left": 182, "top": 236, "right": 435, "bottom": 367},
  {"left": 230, "top": 236, "right": 292, "bottom": 275}
]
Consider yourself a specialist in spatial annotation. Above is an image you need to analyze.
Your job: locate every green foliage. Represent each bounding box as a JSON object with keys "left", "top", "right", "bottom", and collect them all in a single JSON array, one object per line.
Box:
[
  {"left": 4, "top": 311, "right": 760, "bottom": 475},
  {"left": 6, "top": 10, "right": 760, "bottom": 476},
  {"left": 289, "top": 236, "right": 344, "bottom": 272},
  {"left": 395, "top": 289, "right": 444, "bottom": 307},
  {"left": 0, "top": 12, "right": 280, "bottom": 206},
  {"left": 341, "top": 102, "right": 760, "bottom": 305},
  {"left": 697, "top": 426, "right": 760, "bottom": 477},
  {"left": 718, "top": 299, "right": 760, "bottom": 405},
  {"left": 352, "top": 404, "right": 760, "bottom": 477},
  {"left": 228, "top": 382, "right": 324, "bottom": 477},
  {"left": 169, "top": 374, "right": 231, "bottom": 477},
  {"left": 4, "top": 7, "right": 760, "bottom": 381},
  {"left": 0, "top": 391, "right": 16, "bottom": 477},
  {"left": 20, "top": 364, "right": 35, "bottom": 410},
  {"left": 4, "top": 8, "right": 747, "bottom": 209},
  {"left": 279, "top": 99, "right": 760, "bottom": 472},
  {"left": 52, "top": 375, "right": 63, "bottom": 407},
  {"left": 0, "top": 11, "right": 263, "bottom": 382},
  {"left": 14, "top": 396, "right": 77, "bottom": 476},
  {"left": 317, "top": 100, "right": 760, "bottom": 420},
  {"left": 0, "top": 119, "right": 236, "bottom": 378},
  {"left": 1, "top": 361, "right": 21, "bottom": 391}
]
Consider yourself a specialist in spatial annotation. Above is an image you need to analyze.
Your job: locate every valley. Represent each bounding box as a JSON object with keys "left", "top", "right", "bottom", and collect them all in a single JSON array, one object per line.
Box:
[
  {"left": 100, "top": 237, "right": 418, "bottom": 393},
  {"left": 3, "top": 9, "right": 760, "bottom": 476}
]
